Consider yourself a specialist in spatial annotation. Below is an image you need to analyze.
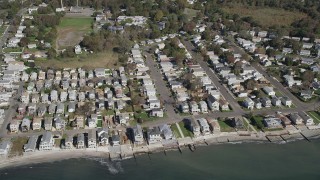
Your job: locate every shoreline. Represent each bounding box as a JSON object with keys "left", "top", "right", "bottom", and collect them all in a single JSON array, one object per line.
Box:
[{"left": 1, "top": 129, "right": 320, "bottom": 170}]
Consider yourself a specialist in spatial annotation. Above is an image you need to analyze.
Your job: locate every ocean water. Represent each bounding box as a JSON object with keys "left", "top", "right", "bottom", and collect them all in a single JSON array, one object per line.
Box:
[{"left": 1, "top": 140, "right": 320, "bottom": 180}]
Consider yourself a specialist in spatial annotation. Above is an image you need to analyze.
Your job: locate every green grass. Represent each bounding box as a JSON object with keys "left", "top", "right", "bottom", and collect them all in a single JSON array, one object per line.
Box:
[
  {"left": 59, "top": 17, "right": 93, "bottom": 28},
  {"left": 170, "top": 124, "right": 182, "bottom": 138},
  {"left": 307, "top": 111, "right": 320, "bottom": 124},
  {"left": 3, "top": 47, "right": 23, "bottom": 53},
  {"left": 250, "top": 116, "right": 265, "bottom": 131},
  {"left": 183, "top": 8, "right": 199, "bottom": 21},
  {"left": 9, "top": 137, "right": 28, "bottom": 158},
  {"left": 97, "top": 120, "right": 102, "bottom": 127},
  {"left": 218, "top": 120, "right": 235, "bottom": 132},
  {"left": 178, "top": 122, "right": 194, "bottom": 137},
  {"left": 0, "top": 25, "right": 7, "bottom": 35},
  {"left": 222, "top": 6, "right": 307, "bottom": 28}
]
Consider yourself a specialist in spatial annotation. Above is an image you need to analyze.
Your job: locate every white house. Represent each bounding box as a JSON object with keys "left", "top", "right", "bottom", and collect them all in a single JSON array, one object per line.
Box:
[
  {"left": 197, "top": 118, "right": 210, "bottom": 135},
  {"left": 39, "top": 132, "right": 54, "bottom": 151},
  {"left": 0, "top": 141, "right": 11, "bottom": 156},
  {"left": 262, "top": 86, "right": 275, "bottom": 96},
  {"left": 243, "top": 98, "right": 254, "bottom": 109}
]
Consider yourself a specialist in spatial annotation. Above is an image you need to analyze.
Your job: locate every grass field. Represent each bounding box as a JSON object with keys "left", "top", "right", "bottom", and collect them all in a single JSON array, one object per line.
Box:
[
  {"left": 178, "top": 122, "right": 194, "bottom": 137},
  {"left": 170, "top": 124, "right": 182, "bottom": 138},
  {"left": 9, "top": 137, "right": 28, "bottom": 158},
  {"left": 183, "top": 8, "right": 199, "bottom": 21},
  {"left": 35, "top": 51, "right": 118, "bottom": 69},
  {"left": 307, "top": 111, "right": 320, "bottom": 124},
  {"left": 56, "top": 17, "right": 93, "bottom": 49},
  {"left": 218, "top": 120, "right": 235, "bottom": 132},
  {"left": 222, "top": 6, "right": 307, "bottom": 28}
]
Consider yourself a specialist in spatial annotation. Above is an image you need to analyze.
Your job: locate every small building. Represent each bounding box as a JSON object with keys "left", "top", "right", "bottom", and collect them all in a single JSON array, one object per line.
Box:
[
  {"left": 111, "top": 135, "right": 120, "bottom": 146},
  {"left": 97, "top": 128, "right": 109, "bottom": 145},
  {"left": 0, "top": 141, "right": 12, "bottom": 156},
  {"left": 300, "top": 112, "right": 314, "bottom": 126},
  {"left": 21, "top": 118, "right": 31, "bottom": 132},
  {"left": 159, "top": 124, "right": 173, "bottom": 140},
  {"left": 147, "top": 127, "right": 162, "bottom": 144},
  {"left": 133, "top": 124, "right": 144, "bottom": 144},
  {"left": 199, "top": 101, "right": 208, "bottom": 113},
  {"left": 150, "top": 108, "right": 164, "bottom": 117},
  {"left": 44, "top": 117, "right": 53, "bottom": 130},
  {"left": 65, "top": 136, "right": 74, "bottom": 149},
  {"left": 32, "top": 117, "right": 42, "bottom": 130},
  {"left": 271, "top": 97, "right": 281, "bottom": 107},
  {"left": 261, "top": 97, "right": 271, "bottom": 107},
  {"left": 75, "top": 115, "right": 84, "bottom": 128}
]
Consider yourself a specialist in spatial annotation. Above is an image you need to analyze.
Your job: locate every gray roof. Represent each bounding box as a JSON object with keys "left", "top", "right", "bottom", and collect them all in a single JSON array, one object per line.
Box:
[
  {"left": 78, "top": 133, "right": 85, "bottom": 142},
  {"left": 112, "top": 135, "right": 120, "bottom": 142},
  {"left": 24, "top": 135, "right": 38, "bottom": 150},
  {"left": 0, "top": 141, "right": 11, "bottom": 150},
  {"left": 41, "top": 131, "right": 52, "bottom": 143}
]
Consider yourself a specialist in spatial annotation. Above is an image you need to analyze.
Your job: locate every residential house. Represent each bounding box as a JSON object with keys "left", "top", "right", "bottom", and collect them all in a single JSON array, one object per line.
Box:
[
  {"left": 97, "top": 128, "right": 109, "bottom": 145},
  {"left": 300, "top": 112, "right": 314, "bottom": 125},
  {"left": 37, "top": 104, "right": 47, "bottom": 117},
  {"left": 243, "top": 98, "right": 254, "bottom": 109},
  {"left": 271, "top": 97, "right": 281, "bottom": 107},
  {"left": 117, "top": 113, "right": 130, "bottom": 124},
  {"left": 60, "top": 91, "right": 68, "bottom": 102},
  {"left": 31, "top": 93, "right": 40, "bottom": 103},
  {"left": 65, "top": 136, "right": 74, "bottom": 149},
  {"left": 88, "top": 130, "right": 97, "bottom": 149},
  {"left": 18, "top": 103, "right": 27, "bottom": 115},
  {"left": 56, "top": 103, "right": 64, "bottom": 114},
  {"left": 263, "top": 117, "right": 282, "bottom": 129},
  {"left": 0, "top": 141, "right": 12, "bottom": 156},
  {"left": 32, "top": 117, "right": 42, "bottom": 130},
  {"left": 24, "top": 135, "right": 38, "bottom": 152},
  {"left": 261, "top": 97, "right": 271, "bottom": 107},
  {"left": 158, "top": 124, "right": 173, "bottom": 140},
  {"left": 147, "top": 127, "right": 162, "bottom": 144},
  {"left": 44, "top": 117, "right": 53, "bottom": 130},
  {"left": 39, "top": 132, "right": 54, "bottom": 151},
  {"left": 150, "top": 108, "right": 164, "bottom": 117},
  {"left": 48, "top": 103, "right": 56, "bottom": 114},
  {"left": 231, "top": 117, "right": 245, "bottom": 130},
  {"left": 289, "top": 113, "right": 304, "bottom": 125},
  {"left": 133, "top": 124, "right": 144, "bottom": 143},
  {"left": 207, "top": 94, "right": 219, "bottom": 111},
  {"left": 281, "top": 97, "right": 292, "bottom": 107},
  {"left": 54, "top": 116, "right": 65, "bottom": 130},
  {"left": 9, "top": 120, "right": 19, "bottom": 133},
  {"left": 300, "top": 90, "right": 313, "bottom": 100},
  {"left": 87, "top": 118, "right": 97, "bottom": 128},
  {"left": 219, "top": 99, "right": 229, "bottom": 111},
  {"left": 75, "top": 115, "right": 84, "bottom": 128},
  {"left": 68, "top": 102, "right": 76, "bottom": 113},
  {"left": 95, "top": 68, "right": 105, "bottom": 78},
  {"left": 263, "top": 86, "right": 275, "bottom": 96},
  {"left": 197, "top": 118, "right": 210, "bottom": 135},
  {"left": 28, "top": 103, "right": 37, "bottom": 115},
  {"left": 199, "top": 101, "right": 208, "bottom": 113},
  {"left": 179, "top": 102, "right": 189, "bottom": 113},
  {"left": 77, "top": 133, "right": 85, "bottom": 149},
  {"left": 189, "top": 101, "right": 200, "bottom": 114},
  {"left": 149, "top": 100, "right": 161, "bottom": 109},
  {"left": 21, "top": 118, "right": 31, "bottom": 132},
  {"left": 111, "top": 135, "right": 120, "bottom": 146}
]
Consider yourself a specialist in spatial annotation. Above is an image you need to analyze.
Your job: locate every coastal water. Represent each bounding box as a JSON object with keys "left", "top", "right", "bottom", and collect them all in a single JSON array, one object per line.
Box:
[{"left": 1, "top": 140, "right": 320, "bottom": 180}]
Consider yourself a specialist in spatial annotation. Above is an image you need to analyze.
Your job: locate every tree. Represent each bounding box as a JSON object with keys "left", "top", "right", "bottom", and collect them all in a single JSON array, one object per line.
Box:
[
  {"left": 183, "top": 21, "right": 196, "bottom": 34},
  {"left": 244, "top": 79, "right": 257, "bottom": 90},
  {"left": 154, "top": 10, "right": 164, "bottom": 21},
  {"left": 47, "top": 48, "right": 56, "bottom": 59},
  {"left": 19, "top": 37, "right": 29, "bottom": 47},
  {"left": 266, "top": 48, "right": 276, "bottom": 57},
  {"left": 302, "top": 70, "right": 314, "bottom": 85}
]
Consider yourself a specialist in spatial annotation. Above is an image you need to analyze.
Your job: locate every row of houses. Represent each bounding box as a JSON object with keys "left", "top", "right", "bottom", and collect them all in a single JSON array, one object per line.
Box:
[{"left": 263, "top": 112, "right": 314, "bottom": 129}]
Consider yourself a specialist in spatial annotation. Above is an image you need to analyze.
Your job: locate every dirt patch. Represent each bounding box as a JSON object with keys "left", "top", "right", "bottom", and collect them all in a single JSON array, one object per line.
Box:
[{"left": 56, "top": 28, "right": 86, "bottom": 48}]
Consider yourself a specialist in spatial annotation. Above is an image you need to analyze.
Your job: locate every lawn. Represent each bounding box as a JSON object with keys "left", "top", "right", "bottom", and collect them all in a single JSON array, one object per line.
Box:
[
  {"left": 56, "top": 17, "right": 93, "bottom": 49},
  {"left": 250, "top": 115, "right": 265, "bottom": 131},
  {"left": 218, "top": 120, "right": 235, "bottom": 132},
  {"left": 97, "top": 120, "right": 102, "bottom": 127},
  {"left": 0, "top": 25, "right": 7, "bottom": 35},
  {"left": 307, "top": 111, "right": 320, "bottom": 124},
  {"left": 178, "top": 121, "right": 194, "bottom": 137},
  {"left": 222, "top": 6, "right": 307, "bottom": 28},
  {"left": 35, "top": 51, "right": 118, "bottom": 69},
  {"left": 9, "top": 137, "right": 28, "bottom": 158},
  {"left": 3, "top": 47, "right": 24, "bottom": 53},
  {"left": 170, "top": 124, "right": 182, "bottom": 138},
  {"left": 183, "top": 8, "right": 199, "bottom": 21}
]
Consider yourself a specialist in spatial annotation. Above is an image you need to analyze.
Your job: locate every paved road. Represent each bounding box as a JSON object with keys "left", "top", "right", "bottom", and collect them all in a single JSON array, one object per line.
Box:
[
  {"left": 143, "top": 51, "right": 181, "bottom": 121},
  {"left": 181, "top": 39, "right": 243, "bottom": 113}
]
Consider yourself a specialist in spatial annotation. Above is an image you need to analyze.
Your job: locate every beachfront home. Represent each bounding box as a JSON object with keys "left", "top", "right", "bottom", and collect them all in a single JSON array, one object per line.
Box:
[
  {"left": 75, "top": 115, "right": 84, "bottom": 129},
  {"left": 0, "top": 141, "right": 12, "bottom": 156},
  {"left": 65, "top": 136, "right": 74, "bottom": 149},
  {"left": 263, "top": 117, "right": 282, "bottom": 129},
  {"left": 197, "top": 118, "right": 210, "bottom": 135},
  {"left": 207, "top": 94, "right": 219, "bottom": 111},
  {"left": 88, "top": 130, "right": 97, "bottom": 149},
  {"left": 133, "top": 124, "right": 144, "bottom": 144},
  {"left": 289, "top": 113, "right": 304, "bottom": 125},
  {"left": 24, "top": 135, "right": 38, "bottom": 152},
  {"left": 77, "top": 133, "right": 85, "bottom": 149},
  {"left": 39, "top": 132, "right": 54, "bottom": 151},
  {"left": 148, "top": 127, "right": 162, "bottom": 144},
  {"left": 97, "top": 128, "right": 109, "bottom": 145},
  {"left": 159, "top": 124, "right": 173, "bottom": 140},
  {"left": 111, "top": 135, "right": 120, "bottom": 146},
  {"left": 300, "top": 112, "right": 314, "bottom": 125}
]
